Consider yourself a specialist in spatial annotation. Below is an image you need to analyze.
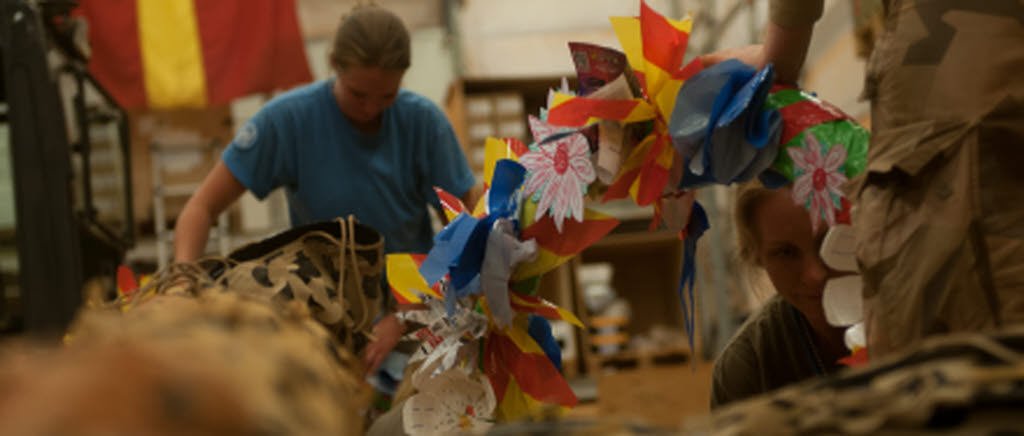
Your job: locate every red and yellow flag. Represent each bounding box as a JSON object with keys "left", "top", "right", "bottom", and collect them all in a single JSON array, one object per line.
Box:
[{"left": 75, "top": 0, "right": 312, "bottom": 109}]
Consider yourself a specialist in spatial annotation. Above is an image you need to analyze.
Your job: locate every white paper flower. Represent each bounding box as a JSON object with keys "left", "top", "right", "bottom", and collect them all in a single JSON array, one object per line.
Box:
[
  {"left": 519, "top": 133, "right": 595, "bottom": 232},
  {"left": 788, "top": 131, "right": 848, "bottom": 233},
  {"left": 403, "top": 363, "right": 496, "bottom": 436}
]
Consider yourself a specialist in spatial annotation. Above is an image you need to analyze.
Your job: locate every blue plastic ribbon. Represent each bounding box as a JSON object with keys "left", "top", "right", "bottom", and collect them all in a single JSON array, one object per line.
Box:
[
  {"left": 528, "top": 314, "right": 562, "bottom": 371},
  {"left": 487, "top": 159, "right": 527, "bottom": 218},
  {"left": 670, "top": 59, "right": 782, "bottom": 190},
  {"left": 677, "top": 200, "right": 708, "bottom": 366},
  {"left": 419, "top": 213, "right": 480, "bottom": 287},
  {"left": 421, "top": 159, "right": 527, "bottom": 304}
]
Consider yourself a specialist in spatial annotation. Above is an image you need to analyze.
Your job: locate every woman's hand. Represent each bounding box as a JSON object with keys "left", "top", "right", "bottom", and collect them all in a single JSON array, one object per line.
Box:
[{"left": 362, "top": 312, "right": 406, "bottom": 376}]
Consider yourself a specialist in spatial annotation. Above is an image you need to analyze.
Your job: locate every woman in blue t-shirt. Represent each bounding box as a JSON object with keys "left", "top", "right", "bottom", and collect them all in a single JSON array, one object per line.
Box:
[{"left": 174, "top": 5, "right": 480, "bottom": 376}]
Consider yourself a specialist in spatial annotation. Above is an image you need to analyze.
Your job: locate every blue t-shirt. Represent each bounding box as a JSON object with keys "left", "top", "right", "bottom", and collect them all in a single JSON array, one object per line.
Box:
[{"left": 222, "top": 80, "right": 476, "bottom": 254}]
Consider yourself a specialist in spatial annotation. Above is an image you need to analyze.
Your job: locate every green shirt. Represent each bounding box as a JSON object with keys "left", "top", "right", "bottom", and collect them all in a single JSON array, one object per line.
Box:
[{"left": 710, "top": 295, "right": 840, "bottom": 409}]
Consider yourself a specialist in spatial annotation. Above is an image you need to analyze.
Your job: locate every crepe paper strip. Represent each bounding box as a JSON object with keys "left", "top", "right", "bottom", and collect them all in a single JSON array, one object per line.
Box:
[
  {"left": 481, "top": 219, "right": 538, "bottom": 328},
  {"left": 529, "top": 115, "right": 574, "bottom": 144},
  {"left": 484, "top": 330, "right": 577, "bottom": 421},
  {"left": 419, "top": 213, "right": 480, "bottom": 287},
  {"left": 602, "top": 133, "right": 656, "bottom": 202},
  {"left": 677, "top": 201, "right": 709, "bottom": 365},
  {"left": 509, "top": 292, "right": 583, "bottom": 327},
  {"left": 449, "top": 217, "right": 495, "bottom": 294},
  {"left": 448, "top": 160, "right": 528, "bottom": 295},
  {"left": 639, "top": 1, "right": 691, "bottom": 79},
  {"left": 387, "top": 253, "right": 445, "bottom": 304},
  {"left": 509, "top": 275, "right": 542, "bottom": 296},
  {"left": 116, "top": 265, "right": 138, "bottom": 296},
  {"left": 528, "top": 315, "right": 562, "bottom": 371},
  {"left": 837, "top": 347, "right": 869, "bottom": 367},
  {"left": 546, "top": 93, "right": 655, "bottom": 127},
  {"left": 671, "top": 60, "right": 781, "bottom": 190},
  {"left": 511, "top": 249, "right": 571, "bottom": 282},
  {"left": 629, "top": 132, "right": 674, "bottom": 206},
  {"left": 488, "top": 159, "right": 527, "bottom": 219},
  {"left": 519, "top": 208, "right": 619, "bottom": 257},
  {"left": 483, "top": 137, "right": 529, "bottom": 190},
  {"left": 435, "top": 187, "right": 466, "bottom": 223}
]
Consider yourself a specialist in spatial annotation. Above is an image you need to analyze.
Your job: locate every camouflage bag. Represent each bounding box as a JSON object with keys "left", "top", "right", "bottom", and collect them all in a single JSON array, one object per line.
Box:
[
  {"left": 701, "top": 328, "right": 1024, "bottom": 435},
  {"left": 200, "top": 216, "right": 385, "bottom": 353}
]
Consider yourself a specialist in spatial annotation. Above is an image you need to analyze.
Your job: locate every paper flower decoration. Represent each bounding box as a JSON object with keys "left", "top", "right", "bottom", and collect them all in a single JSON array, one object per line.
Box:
[
  {"left": 520, "top": 133, "right": 596, "bottom": 232},
  {"left": 403, "top": 362, "right": 496, "bottom": 436},
  {"left": 384, "top": 133, "right": 615, "bottom": 423},
  {"left": 545, "top": 1, "right": 701, "bottom": 207},
  {"left": 787, "top": 131, "right": 848, "bottom": 233}
]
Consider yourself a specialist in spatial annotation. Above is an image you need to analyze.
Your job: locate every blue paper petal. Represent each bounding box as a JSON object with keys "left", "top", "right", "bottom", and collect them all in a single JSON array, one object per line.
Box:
[
  {"left": 678, "top": 201, "right": 709, "bottom": 365},
  {"left": 419, "top": 213, "right": 480, "bottom": 286},
  {"left": 488, "top": 159, "right": 527, "bottom": 218},
  {"left": 449, "top": 215, "right": 495, "bottom": 292},
  {"left": 528, "top": 314, "right": 562, "bottom": 371},
  {"left": 669, "top": 59, "right": 784, "bottom": 190}
]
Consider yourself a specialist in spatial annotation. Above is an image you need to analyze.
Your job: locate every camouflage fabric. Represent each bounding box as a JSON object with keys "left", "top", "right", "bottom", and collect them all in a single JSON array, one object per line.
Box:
[
  {"left": 201, "top": 216, "right": 385, "bottom": 353},
  {"left": 0, "top": 217, "right": 387, "bottom": 435},
  {"left": 704, "top": 327, "right": 1024, "bottom": 435},
  {"left": 850, "top": 0, "right": 1024, "bottom": 356}
]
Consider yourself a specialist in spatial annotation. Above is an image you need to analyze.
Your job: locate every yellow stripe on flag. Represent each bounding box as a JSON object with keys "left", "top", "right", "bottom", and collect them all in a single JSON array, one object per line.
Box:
[{"left": 137, "top": 0, "right": 207, "bottom": 108}]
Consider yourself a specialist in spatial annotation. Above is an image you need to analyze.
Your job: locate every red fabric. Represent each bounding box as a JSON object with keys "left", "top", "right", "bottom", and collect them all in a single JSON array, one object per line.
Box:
[
  {"left": 195, "top": 0, "right": 312, "bottom": 105},
  {"left": 75, "top": 0, "right": 146, "bottom": 108},
  {"left": 640, "top": 1, "right": 690, "bottom": 78}
]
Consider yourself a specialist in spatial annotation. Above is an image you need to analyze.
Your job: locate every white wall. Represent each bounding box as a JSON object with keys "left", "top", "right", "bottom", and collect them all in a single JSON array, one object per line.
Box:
[{"left": 458, "top": 0, "right": 684, "bottom": 77}]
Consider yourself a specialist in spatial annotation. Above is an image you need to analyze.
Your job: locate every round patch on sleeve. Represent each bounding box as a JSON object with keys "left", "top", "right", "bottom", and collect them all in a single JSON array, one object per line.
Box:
[{"left": 234, "top": 121, "right": 259, "bottom": 150}]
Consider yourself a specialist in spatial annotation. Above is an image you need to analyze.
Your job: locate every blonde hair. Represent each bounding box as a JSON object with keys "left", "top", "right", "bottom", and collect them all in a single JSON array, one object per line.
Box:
[
  {"left": 330, "top": 5, "right": 411, "bottom": 71},
  {"left": 733, "top": 179, "right": 776, "bottom": 267}
]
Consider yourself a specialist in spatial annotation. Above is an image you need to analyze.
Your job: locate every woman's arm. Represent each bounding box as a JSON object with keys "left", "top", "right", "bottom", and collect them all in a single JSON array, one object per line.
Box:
[
  {"left": 700, "top": 21, "right": 814, "bottom": 85},
  {"left": 700, "top": 0, "right": 821, "bottom": 84},
  {"left": 173, "top": 161, "right": 247, "bottom": 262}
]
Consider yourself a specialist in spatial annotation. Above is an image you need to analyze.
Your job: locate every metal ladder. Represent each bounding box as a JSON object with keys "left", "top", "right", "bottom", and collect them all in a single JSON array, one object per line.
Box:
[{"left": 150, "top": 139, "right": 230, "bottom": 269}]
